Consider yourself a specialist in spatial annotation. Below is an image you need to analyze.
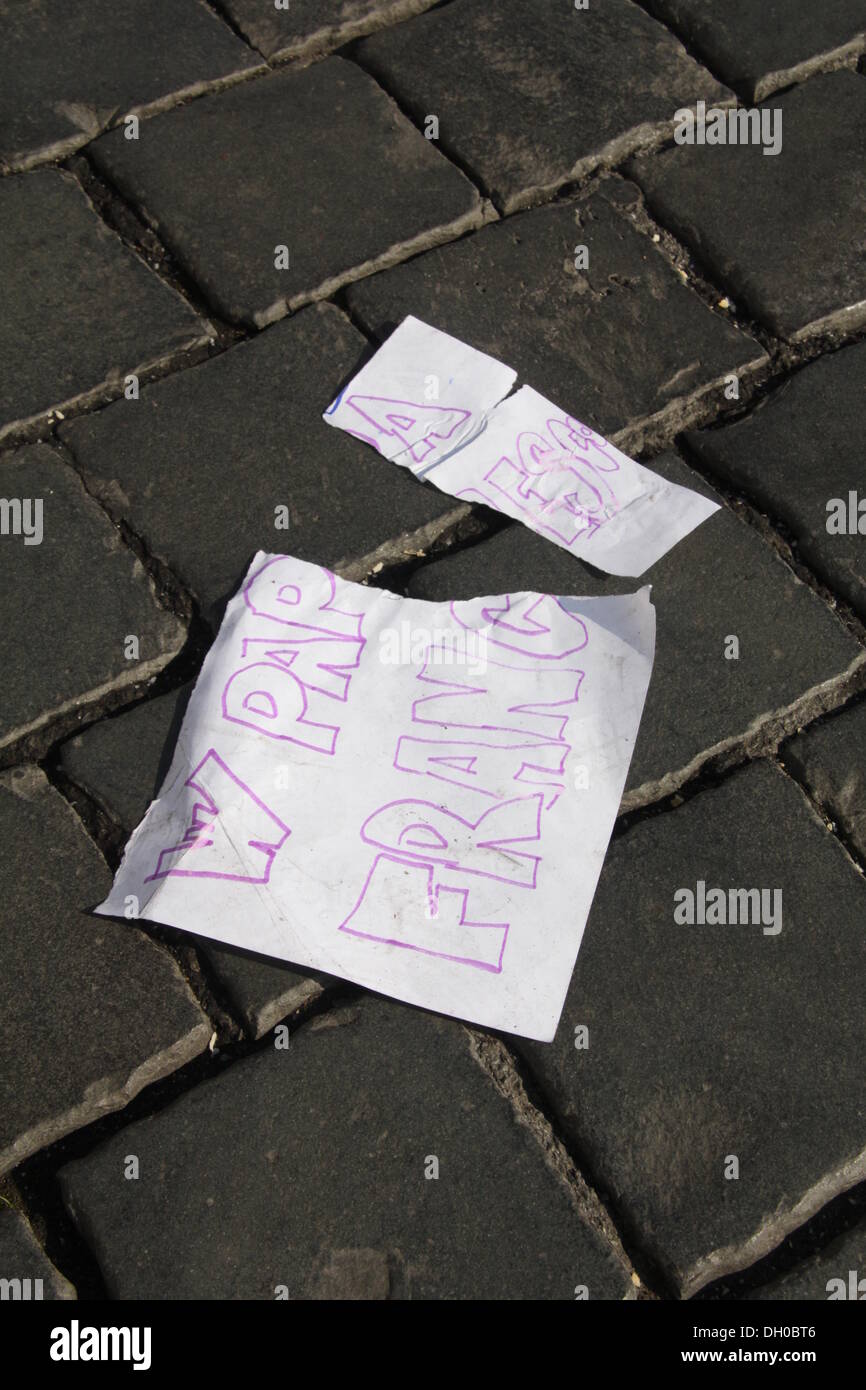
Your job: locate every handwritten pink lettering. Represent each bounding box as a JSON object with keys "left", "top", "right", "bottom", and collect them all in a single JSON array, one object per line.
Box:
[
  {"left": 360, "top": 793, "right": 543, "bottom": 888},
  {"left": 341, "top": 594, "right": 587, "bottom": 971},
  {"left": 146, "top": 748, "right": 290, "bottom": 884},
  {"left": 343, "top": 395, "right": 471, "bottom": 465},
  {"left": 222, "top": 557, "right": 366, "bottom": 755},
  {"left": 340, "top": 853, "right": 508, "bottom": 972},
  {"left": 462, "top": 414, "right": 627, "bottom": 550}
]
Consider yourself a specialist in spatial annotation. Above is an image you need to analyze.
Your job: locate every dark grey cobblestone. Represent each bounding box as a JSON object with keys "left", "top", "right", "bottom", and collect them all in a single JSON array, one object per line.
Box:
[
  {"left": 0, "top": 444, "right": 185, "bottom": 755},
  {"left": 0, "top": 0, "right": 262, "bottom": 173},
  {"left": 631, "top": 70, "right": 866, "bottom": 341},
  {"left": 89, "top": 59, "right": 487, "bottom": 327},
  {"left": 222, "top": 0, "right": 440, "bottom": 63},
  {"left": 60, "top": 303, "right": 455, "bottom": 624},
  {"left": 356, "top": 0, "right": 730, "bottom": 211},
  {"left": 345, "top": 182, "right": 766, "bottom": 441},
  {"left": 516, "top": 762, "right": 866, "bottom": 1296},
  {"left": 685, "top": 340, "right": 866, "bottom": 617},
  {"left": 642, "top": 0, "right": 866, "bottom": 100},
  {"left": 0, "top": 170, "right": 210, "bottom": 438},
  {"left": 0, "top": 767, "right": 211, "bottom": 1178},
  {"left": 59, "top": 998, "right": 633, "bottom": 1299},
  {"left": 0, "top": 1207, "right": 76, "bottom": 1300},
  {"left": 784, "top": 700, "right": 866, "bottom": 862}
]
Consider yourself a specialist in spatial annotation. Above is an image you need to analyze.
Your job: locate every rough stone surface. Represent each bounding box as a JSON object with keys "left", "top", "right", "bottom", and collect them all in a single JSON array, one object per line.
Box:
[
  {"left": 515, "top": 761, "right": 866, "bottom": 1296},
  {"left": 60, "top": 304, "right": 455, "bottom": 623},
  {"left": 407, "top": 453, "right": 861, "bottom": 806},
  {"left": 0, "top": 445, "right": 185, "bottom": 753},
  {"left": 89, "top": 59, "right": 485, "bottom": 327},
  {"left": 752, "top": 1219, "right": 866, "bottom": 1300},
  {"left": 784, "top": 701, "right": 866, "bottom": 861},
  {"left": 60, "top": 688, "right": 329, "bottom": 1037},
  {"left": 60, "top": 998, "right": 632, "bottom": 1299},
  {"left": 684, "top": 340, "right": 866, "bottom": 616},
  {"left": 643, "top": 0, "right": 866, "bottom": 99},
  {"left": 0, "top": 0, "right": 261, "bottom": 172},
  {"left": 0, "top": 170, "right": 210, "bottom": 436},
  {"left": 346, "top": 184, "right": 765, "bottom": 440},
  {"left": 222, "top": 0, "right": 439, "bottom": 61},
  {"left": 631, "top": 71, "right": 866, "bottom": 341},
  {"left": 200, "top": 949, "right": 328, "bottom": 1040},
  {"left": 0, "top": 1208, "right": 76, "bottom": 1300},
  {"left": 0, "top": 767, "right": 211, "bottom": 1177},
  {"left": 356, "top": 0, "right": 730, "bottom": 211},
  {"left": 61, "top": 687, "right": 193, "bottom": 837}
]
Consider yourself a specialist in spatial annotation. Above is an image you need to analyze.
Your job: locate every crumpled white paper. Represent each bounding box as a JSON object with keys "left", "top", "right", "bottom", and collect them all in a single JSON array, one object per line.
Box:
[
  {"left": 324, "top": 315, "right": 719, "bottom": 576},
  {"left": 97, "top": 551, "right": 656, "bottom": 1041}
]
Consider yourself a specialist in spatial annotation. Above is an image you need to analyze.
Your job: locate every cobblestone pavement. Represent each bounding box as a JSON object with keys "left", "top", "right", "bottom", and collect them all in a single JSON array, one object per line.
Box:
[{"left": 1, "top": 0, "right": 865, "bottom": 1302}]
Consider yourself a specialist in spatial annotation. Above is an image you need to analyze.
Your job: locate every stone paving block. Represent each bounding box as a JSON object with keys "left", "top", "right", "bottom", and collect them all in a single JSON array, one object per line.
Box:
[
  {"left": 630, "top": 71, "right": 866, "bottom": 341},
  {"left": 0, "top": 444, "right": 185, "bottom": 754},
  {"left": 684, "top": 340, "right": 866, "bottom": 617},
  {"left": 407, "top": 453, "right": 861, "bottom": 807},
  {"left": 60, "top": 304, "right": 456, "bottom": 623},
  {"left": 784, "top": 701, "right": 866, "bottom": 861},
  {"left": 222, "top": 0, "right": 439, "bottom": 62},
  {"left": 0, "top": 169, "right": 210, "bottom": 438},
  {"left": 0, "top": 1208, "right": 76, "bottom": 1300},
  {"left": 60, "top": 689, "right": 329, "bottom": 1038},
  {"left": 345, "top": 184, "right": 766, "bottom": 440},
  {"left": 89, "top": 59, "right": 486, "bottom": 328},
  {"left": 61, "top": 687, "right": 193, "bottom": 837},
  {"left": 355, "top": 0, "right": 730, "bottom": 212},
  {"left": 0, "top": 766, "right": 211, "bottom": 1178},
  {"left": 752, "top": 1218, "right": 866, "bottom": 1300},
  {"left": 514, "top": 760, "right": 866, "bottom": 1296},
  {"left": 642, "top": 0, "right": 866, "bottom": 100},
  {"left": 59, "top": 998, "right": 632, "bottom": 1299},
  {"left": 0, "top": 0, "right": 262, "bottom": 173}
]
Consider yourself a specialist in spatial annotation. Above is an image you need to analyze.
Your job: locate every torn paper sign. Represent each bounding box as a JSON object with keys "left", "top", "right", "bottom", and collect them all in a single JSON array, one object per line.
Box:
[
  {"left": 324, "top": 315, "right": 718, "bottom": 576},
  {"left": 96, "top": 551, "right": 655, "bottom": 1042}
]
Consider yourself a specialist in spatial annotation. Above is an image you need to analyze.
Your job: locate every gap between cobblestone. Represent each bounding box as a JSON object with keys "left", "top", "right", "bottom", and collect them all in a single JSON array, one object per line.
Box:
[
  {"left": 344, "top": 40, "right": 505, "bottom": 213},
  {"left": 596, "top": 171, "right": 781, "bottom": 356},
  {"left": 44, "top": 754, "right": 245, "bottom": 1045},
  {"left": 676, "top": 413, "right": 866, "bottom": 649},
  {"left": 23, "top": 710, "right": 866, "bottom": 1301},
  {"left": 19, "top": 753, "right": 864, "bottom": 1303},
  {"left": 69, "top": 151, "right": 240, "bottom": 340},
  {"left": 266, "top": 0, "right": 456, "bottom": 70},
  {"left": 7, "top": 981, "right": 358, "bottom": 1299},
  {"left": 199, "top": 0, "right": 263, "bottom": 55},
  {"left": 620, "top": 657, "right": 866, "bottom": 816},
  {"left": 628, "top": 0, "right": 734, "bottom": 93},
  {"left": 776, "top": 728, "right": 866, "bottom": 884},
  {"left": 696, "top": 1174, "right": 866, "bottom": 1299},
  {"left": 465, "top": 1028, "right": 647, "bottom": 1298},
  {"left": 631, "top": 0, "right": 866, "bottom": 102},
  {"left": 0, "top": 53, "right": 271, "bottom": 181},
  {"left": 5, "top": 85, "right": 864, "bottom": 469}
]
